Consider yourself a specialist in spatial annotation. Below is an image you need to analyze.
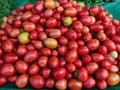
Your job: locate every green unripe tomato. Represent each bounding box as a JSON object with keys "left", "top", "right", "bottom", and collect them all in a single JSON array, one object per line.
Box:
[
  {"left": 109, "top": 51, "right": 118, "bottom": 59},
  {"left": 63, "top": 17, "right": 73, "bottom": 26}
]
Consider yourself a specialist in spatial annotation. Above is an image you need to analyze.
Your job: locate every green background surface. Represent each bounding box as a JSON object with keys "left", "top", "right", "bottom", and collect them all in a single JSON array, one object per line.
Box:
[{"left": 0, "top": 0, "right": 120, "bottom": 90}]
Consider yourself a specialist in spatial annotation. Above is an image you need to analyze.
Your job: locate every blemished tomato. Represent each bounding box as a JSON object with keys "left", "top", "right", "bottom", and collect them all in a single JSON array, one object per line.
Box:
[
  {"left": 0, "top": 64, "right": 16, "bottom": 76},
  {"left": 16, "top": 74, "right": 29, "bottom": 88},
  {"left": 15, "top": 60, "right": 28, "bottom": 74},
  {"left": 68, "top": 79, "right": 83, "bottom": 90},
  {"left": 85, "top": 62, "right": 99, "bottom": 75},
  {"left": 0, "top": 76, "right": 7, "bottom": 86},
  {"left": 53, "top": 67, "right": 67, "bottom": 80},
  {"left": 77, "top": 67, "right": 88, "bottom": 82},
  {"left": 30, "top": 74, "right": 45, "bottom": 89}
]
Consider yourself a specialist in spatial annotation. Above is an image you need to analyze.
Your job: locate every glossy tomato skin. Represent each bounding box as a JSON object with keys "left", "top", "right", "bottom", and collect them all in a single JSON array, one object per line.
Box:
[
  {"left": 23, "top": 22, "right": 36, "bottom": 32},
  {"left": 30, "top": 31, "right": 39, "bottom": 40},
  {"left": 34, "top": 1, "right": 44, "bottom": 14},
  {"left": 58, "top": 36, "right": 68, "bottom": 45},
  {"left": 44, "top": 9, "right": 53, "bottom": 18},
  {"left": 2, "top": 39, "right": 14, "bottom": 52},
  {"left": 65, "top": 50, "right": 78, "bottom": 63},
  {"left": 80, "top": 15, "right": 92, "bottom": 26},
  {"left": 68, "top": 79, "right": 83, "bottom": 90},
  {"left": 77, "top": 67, "right": 88, "bottom": 82},
  {"left": 58, "top": 46, "right": 68, "bottom": 56},
  {"left": 95, "top": 68, "right": 109, "bottom": 80},
  {"left": 38, "top": 56, "right": 48, "bottom": 67},
  {"left": 97, "top": 45, "right": 108, "bottom": 54},
  {"left": 45, "top": 17, "right": 57, "bottom": 28},
  {"left": 41, "top": 67, "right": 51, "bottom": 78},
  {"left": 53, "top": 67, "right": 67, "bottom": 80},
  {"left": 82, "top": 54, "right": 91, "bottom": 64},
  {"left": 85, "top": 62, "right": 99, "bottom": 75},
  {"left": 83, "top": 76, "right": 96, "bottom": 89},
  {"left": 28, "top": 64, "right": 39, "bottom": 75},
  {"left": 66, "top": 63, "right": 76, "bottom": 73},
  {"left": 15, "top": 60, "right": 28, "bottom": 74},
  {"left": 82, "top": 33, "right": 92, "bottom": 42},
  {"left": 73, "top": 21, "right": 83, "bottom": 32},
  {"left": 30, "top": 74, "right": 45, "bottom": 89},
  {"left": 24, "top": 2, "right": 33, "bottom": 11},
  {"left": 41, "top": 48, "right": 51, "bottom": 56},
  {"left": 3, "top": 53, "right": 18, "bottom": 63},
  {"left": 45, "top": 78, "right": 55, "bottom": 88},
  {"left": 101, "top": 60, "right": 112, "bottom": 70},
  {"left": 24, "top": 50, "right": 38, "bottom": 63},
  {"left": 91, "top": 53, "right": 104, "bottom": 63},
  {"left": 8, "top": 75, "right": 17, "bottom": 83},
  {"left": 66, "top": 29, "right": 77, "bottom": 41},
  {"left": 59, "top": 57, "right": 66, "bottom": 67},
  {"left": 0, "top": 76, "right": 7, "bottom": 86},
  {"left": 97, "top": 80, "right": 107, "bottom": 89},
  {"left": 64, "top": 7, "right": 77, "bottom": 17},
  {"left": 16, "top": 74, "right": 29, "bottom": 88},
  {"left": 49, "top": 56, "right": 59, "bottom": 68},
  {"left": 78, "top": 46, "right": 89, "bottom": 55},
  {"left": 55, "top": 79, "right": 67, "bottom": 90},
  {"left": 74, "top": 59, "right": 82, "bottom": 68},
  {"left": 0, "top": 64, "right": 15, "bottom": 76},
  {"left": 89, "top": 5, "right": 100, "bottom": 16}
]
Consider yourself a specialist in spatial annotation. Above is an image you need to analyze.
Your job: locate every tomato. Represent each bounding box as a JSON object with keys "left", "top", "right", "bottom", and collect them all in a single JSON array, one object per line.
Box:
[
  {"left": 82, "top": 54, "right": 91, "bottom": 64},
  {"left": 15, "top": 60, "right": 28, "bottom": 73},
  {"left": 3, "top": 53, "right": 18, "bottom": 63},
  {"left": 78, "top": 46, "right": 89, "bottom": 55},
  {"left": 54, "top": 13, "right": 61, "bottom": 20},
  {"left": 110, "top": 35, "right": 120, "bottom": 44},
  {"left": 16, "top": 74, "right": 29, "bottom": 88},
  {"left": 104, "top": 39, "right": 116, "bottom": 51},
  {"left": 110, "top": 65, "right": 119, "bottom": 73},
  {"left": 10, "top": 28, "right": 20, "bottom": 38},
  {"left": 24, "top": 2, "right": 33, "bottom": 11},
  {"left": 22, "top": 11, "right": 33, "bottom": 21},
  {"left": 101, "top": 60, "right": 112, "bottom": 70},
  {"left": 28, "top": 64, "right": 39, "bottom": 75},
  {"left": 51, "top": 50, "right": 58, "bottom": 56},
  {"left": 65, "top": 50, "right": 78, "bottom": 63},
  {"left": 77, "top": 40, "right": 85, "bottom": 46},
  {"left": 80, "top": 15, "right": 92, "bottom": 26},
  {"left": 107, "top": 73, "right": 120, "bottom": 86},
  {"left": 56, "top": 6, "right": 64, "bottom": 14},
  {"left": 104, "top": 54, "right": 116, "bottom": 64},
  {"left": 64, "top": 7, "right": 77, "bottom": 17},
  {"left": 58, "top": 46, "right": 68, "bottom": 56},
  {"left": 44, "top": 0, "right": 56, "bottom": 9},
  {"left": 96, "top": 32, "right": 107, "bottom": 41},
  {"left": 83, "top": 76, "right": 96, "bottom": 89},
  {"left": 91, "top": 53, "right": 104, "bottom": 63},
  {"left": 68, "top": 41, "right": 78, "bottom": 50},
  {"left": 74, "top": 59, "right": 82, "bottom": 68},
  {"left": 8, "top": 75, "right": 17, "bottom": 83},
  {"left": 55, "top": 79, "right": 67, "bottom": 90},
  {"left": 38, "top": 56, "right": 48, "bottom": 67},
  {"left": 30, "top": 74, "right": 45, "bottom": 89},
  {"left": 30, "top": 14, "right": 40, "bottom": 24},
  {"left": 43, "top": 38, "right": 58, "bottom": 49},
  {"left": 49, "top": 56, "right": 59, "bottom": 68},
  {"left": 82, "top": 33, "right": 92, "bottom": 42},
  {"left": 18, "top": 32, "right": 30, "bottom": 44},
  {"left": 87, "top": 39, "right": 100, "bottom": 51},
  {"left": 95, "top": 68, "right": 109, "bottom": 80},
  {"left": 39, "top": 18, "right": 46, "bottom": 25},
  {"left": 97, "top": 80, "right": 107, "bottom": 89},
  {"left": 39, "top": 31, "right": 48, "bottom": 41},
  {"left": 49, "top": 29, "right": 61, "bottom": 38},
  {"left": 41, "top": 67, "right": 51, "bottom": 78},
  {"left": 77, "top": 67, "right": 88, "bottom": 82},
  {"left": 34, "top": 1, "right": 44, "bottom": 14},
  {"left": 45, "top": 17, "right": 57, "bottom": 28},
  {"left": 105, "top": 26, "right": 116, "bottom": 37},
  {"left": 45, "top": 78, "right": 55, "bottom": 88},
  {"left": 66, "top": 63, "right": 76, "bottom": 73},
  {"left": 66, "top": 29, "right": 77, "bottom": 40},
  {"left": 62, "top": 2, "right": 72, "bottom": 8},
  {"left": 89, "top": 5, "right": 100, "bottom": 16},
  {"left": 59, "top": 57, "right": 66, "bottom": 67},
  {"left": 23, "top": 22, "right": 36, "bottom": 32},
  {"left": 44, "top": 9, "right": 53, "bottom": 18},
  {"left": 2, "top": 39, "right": 14, "bottom": 52},
  {"left": 0, "top": 64, "right": 15, "bottom": 76},
  {"left": 41, "top": 48, "right": 51, "bottom": 56},
  {"left": 109, "top": 51, "right": 118, "bottom": 59},
  {"left": 68, "top": 79, "right": 83, "bottom": 90},
  {"left": 0, "top": 76, "right": 7, "bottom": 86},
  {"left": 63, "top": 17, "right": 73, "bottom": 26},
  {"left": 53, "top": 67, "right": 67, "bottom": 80},
  {"left": 59, "top": 36, "right": 68, "bottom": 45},
  {"left": 24, "top": 50, "right": 38, "bottom": 63},
  {"left": 60, "top": 26, "right": 68, "bottom": 35},
  {"left": 32, "top": 40, "right": 43, "bottom": 49},
  {"left": 97, "top": 45, "right": 108, "bottom": 54}
]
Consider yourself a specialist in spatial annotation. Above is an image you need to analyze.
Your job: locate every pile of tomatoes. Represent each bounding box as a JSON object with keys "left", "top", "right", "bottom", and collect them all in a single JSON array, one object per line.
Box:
[{"left": 0, "top": 0, "right": 120, "bottom": 89}]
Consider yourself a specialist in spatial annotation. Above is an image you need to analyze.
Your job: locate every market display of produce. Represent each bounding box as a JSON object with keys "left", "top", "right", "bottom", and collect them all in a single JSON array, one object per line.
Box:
[{"left": 0, "top": 0, "right": 120, "bottom": 90}]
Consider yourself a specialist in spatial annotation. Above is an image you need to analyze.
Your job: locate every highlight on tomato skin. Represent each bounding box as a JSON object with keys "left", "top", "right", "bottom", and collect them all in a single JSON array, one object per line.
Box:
[{"left": 0, "top": 0, "right": 120, "bottom": 89}]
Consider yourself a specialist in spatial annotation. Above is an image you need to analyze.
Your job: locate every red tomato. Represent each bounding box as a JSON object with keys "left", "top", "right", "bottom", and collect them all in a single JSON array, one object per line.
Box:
[
  {"left": 90, "top": 24, "right": 104, "bottom": 32},
  {"left": 23, "top": 22, "right": 36, "bottom": 32},
  {"left": 15, "top": 60, "right": 28, "bottom": 74},
  {"left": 95, "top": 68, "right": 109, "bottom": 80},
  {"left": 78, "top": 46, "right": 89, "bottom": 55},
  {"left": 82, "top": 33, "right": 92, "bottom": 42},
  {"left": 0, "top": 76, "right": 7, "bottom": 86},
  {"left": 44, "top": 9, "right": 53, "bottom": 18},
  {"left": 82, "top": 54, "right": 91, "bottom": 64},
  {"left": 77, "top": 67, "right": 88, "bottom": 82},
  {"left": 68, "top": 41, "right": 78, "bottom": 50},
  {"left": 38, "top": 56, "right": 48, "bottom": 67},
  {"left": 65, "top": 50, "right": 78, "bottom": 63},
  {"left": 34, "top": 1, "right": 44, "bottom": 14},
  {"left": 30, "top": 74, "right": 45, "bottom": 89},
  {"left": 85, "top": 62, "right": 99, "bottom": 75},
  {"left": 22, "top": 11, "right": 33, "bottom": 21},
  {"left": 97, "top": 80, "right": 107, "bottom": 89},
  {"left": 58, "top": 46, "right": 68, "bottom": 56},
  {"left": 64, "top": 7, "right": 77, "bottom": 17},
  {"left": 66, "top": 29, "right": 77, "bottom": 40},
  {"left": 53, "top": 67, "right": 67, "bottom": 80},
  {"left": 8, "top": 75, "right": 17, "bottom": 83},
  {"left": 80, "top": 15, "right": 92, "bottom": 26},
  {"left": 58, "top": 36, "right": 68, "bottom": 45},
  {"left": 55, "top": 79, "right": 67, "bottom": 90},
  {"left": 49, "top": 56, "right": 59, "bottom": 68},
  {"left": 74, "top": 59, "right": 82, "bottom": 68},
  {"left": 91, "top": 53, "right": 104, "bottom": 63},
  {"left": 41, "top": 67, "right": 51, "bottom": 78},
  {"left": 73, "top": 21, "right": 83, "bottom": 32},
  {"left": 41, "top": 48, "right": 51, "bottom": 56},
  {"left": 45, "top": 78, "right": 55, "bottom": 88},
  {"left": 66, "top": 63, "right": 76, "bottom": 73},
  {"left": 68, "top": 79, "right": 83, "bottom": 90},
  {"left": 45, "top": 17, "right": 57, "bottom": 28},
  {"left": 101, "top": 60, "right": 112, "bottom": 70},
  {"left": 89, "top": 5, "right": 100, "bottom": 16},
  {"left": 28, "top": 64, "right": 39, "bottom": 75},
  {"left": 83, "top": 76, "right": 96, "bottom": 88},
  {"left": 97, "top": 45, "right": 108, "bottom": 54}
]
